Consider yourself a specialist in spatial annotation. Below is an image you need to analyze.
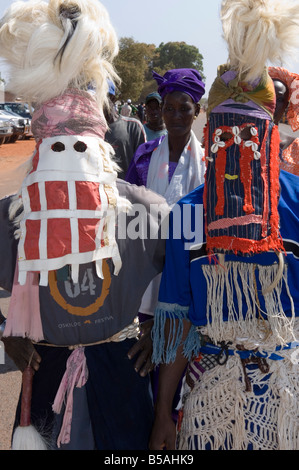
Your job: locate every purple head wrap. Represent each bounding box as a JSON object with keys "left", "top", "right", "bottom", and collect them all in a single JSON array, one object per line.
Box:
[{"left": 152, "top": 68, "right": 205, "bottom": 103}]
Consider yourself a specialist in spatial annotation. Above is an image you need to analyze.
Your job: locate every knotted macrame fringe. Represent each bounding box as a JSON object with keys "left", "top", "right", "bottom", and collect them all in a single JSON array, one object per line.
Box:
[
  {"left": 177, "top": 341, "right": 299, "bottom": 450},
  {"left": 201, "top": 261, "right": 295, "bottom": 348},
  {"left": 152, "top": 302, "right": 201, "bottom": 364}
]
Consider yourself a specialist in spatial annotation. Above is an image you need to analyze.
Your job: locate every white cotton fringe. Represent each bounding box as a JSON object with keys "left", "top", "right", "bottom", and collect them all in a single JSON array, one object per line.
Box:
[
  {"left": 12, "top": 426, "right": 48, "bottom": 450},
  {"left": 201, "top": 261, "right": 296, "bottom": 349},
  {"left": 177, "top": 342, "right": 299, "bottom": 450}
]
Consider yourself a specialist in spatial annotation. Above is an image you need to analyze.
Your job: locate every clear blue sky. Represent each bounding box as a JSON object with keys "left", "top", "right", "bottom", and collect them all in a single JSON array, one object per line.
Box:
[{"left": 1, "top": 0, "right": 299, "bottom": 98}]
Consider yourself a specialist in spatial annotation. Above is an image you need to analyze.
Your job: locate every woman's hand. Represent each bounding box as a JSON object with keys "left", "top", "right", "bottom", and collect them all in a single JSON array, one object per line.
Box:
[
  {"left": 149, "top": 411, "right": 177, "bottom": 450},
  {"left": 128, "top": 319, "right": 154, "bottom": 377}
]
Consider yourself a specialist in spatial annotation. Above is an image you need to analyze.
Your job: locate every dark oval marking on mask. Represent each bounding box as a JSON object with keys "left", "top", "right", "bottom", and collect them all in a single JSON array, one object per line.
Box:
[
  {"left": 74, "top": 141, "right": 87, "bottom": 153},
  {"left": 51, "top": 142, "right": 65, "bottom": 152}
]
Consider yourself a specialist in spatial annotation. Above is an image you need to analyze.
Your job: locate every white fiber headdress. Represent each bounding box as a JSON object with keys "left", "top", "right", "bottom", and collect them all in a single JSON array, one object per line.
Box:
[
  {"left": 0, "top": 0, "right": 131, "bottom": 286},
  {"left": 221, "top": 0, "right": 299, "bottom": 82},
  {"left": 0, "top": 0, "right": 119, "bottom": 109}
]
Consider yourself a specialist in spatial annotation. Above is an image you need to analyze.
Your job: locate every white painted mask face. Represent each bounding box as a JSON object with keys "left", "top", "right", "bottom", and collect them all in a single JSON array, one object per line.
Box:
[{"left": 16, "top": 135, "right": 126, "bottom": 286}]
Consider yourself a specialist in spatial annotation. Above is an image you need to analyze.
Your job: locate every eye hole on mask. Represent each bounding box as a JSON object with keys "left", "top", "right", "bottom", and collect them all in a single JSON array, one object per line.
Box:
[
  {"left": 220, "top": 132, "right": 233, "bottom": 142},
  {"left": 51, "top": 142, "right": 65, "bottom": 152},
  {"left": 220, "top": 127, "right": 255, "bottom": 142},
  {"left": 240, "top": 126, "right": 253, "bottom": 141},
  {"left": 74, "top": 141, "right": 87, "bottom": 152}
]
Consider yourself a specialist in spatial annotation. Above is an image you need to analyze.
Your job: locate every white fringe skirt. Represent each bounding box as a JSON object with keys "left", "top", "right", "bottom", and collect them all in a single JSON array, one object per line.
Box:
[{"left": 177, "top": 340, "right": 299, "bottom": 450}]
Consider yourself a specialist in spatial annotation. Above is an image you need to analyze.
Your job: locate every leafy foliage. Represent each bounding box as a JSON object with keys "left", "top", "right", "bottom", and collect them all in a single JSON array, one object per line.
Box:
[{"left": 114, "top": 38, "right": 205, "bottom": 103}]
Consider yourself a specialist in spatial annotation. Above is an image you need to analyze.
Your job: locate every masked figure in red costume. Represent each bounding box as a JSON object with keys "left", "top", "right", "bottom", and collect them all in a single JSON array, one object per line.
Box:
[
  {"left": 150, "top": 0, "right": 299, "bottom": 451},
  {"left": 0, "top": 0, "right": 168, "bottom": 450}
]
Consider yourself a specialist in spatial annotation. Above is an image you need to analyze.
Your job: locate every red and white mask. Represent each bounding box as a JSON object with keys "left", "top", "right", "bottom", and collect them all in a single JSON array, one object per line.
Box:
[{"left": 16, "top": 133, "right": 128, "bottom": 286}]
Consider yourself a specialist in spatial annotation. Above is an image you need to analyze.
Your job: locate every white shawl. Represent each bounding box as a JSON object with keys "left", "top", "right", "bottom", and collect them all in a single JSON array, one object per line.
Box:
[
  {"left": 140, "top": 130, "right": 205, "bottom": 315},
  {"left": 146, "top": 130, "right": 205, "bottom": 206}
]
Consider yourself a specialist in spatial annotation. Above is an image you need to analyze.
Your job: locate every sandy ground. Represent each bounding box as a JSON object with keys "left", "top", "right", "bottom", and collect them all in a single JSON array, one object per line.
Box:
[{"left": 0, "top": 139, "right": 35, "bottom": 200}]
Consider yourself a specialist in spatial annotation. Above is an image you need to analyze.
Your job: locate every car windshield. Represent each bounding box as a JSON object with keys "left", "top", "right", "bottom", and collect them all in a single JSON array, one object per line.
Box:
[{"left": 3, "top": 103, "right": 32, "bottom": 117}]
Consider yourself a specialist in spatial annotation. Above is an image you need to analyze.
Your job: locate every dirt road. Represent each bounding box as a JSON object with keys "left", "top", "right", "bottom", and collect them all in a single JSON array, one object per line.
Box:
[{"left": 0, "top": 139, "right": 35, "bottom": 199}]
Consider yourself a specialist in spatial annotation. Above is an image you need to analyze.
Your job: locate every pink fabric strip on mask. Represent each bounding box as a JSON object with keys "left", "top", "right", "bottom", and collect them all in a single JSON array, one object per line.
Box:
[
  {"left": 4, "top": 263, "right": 44, "bottom": 342},
  {"left": 31, "top": 89, "right": 107, "bottom": 141}
]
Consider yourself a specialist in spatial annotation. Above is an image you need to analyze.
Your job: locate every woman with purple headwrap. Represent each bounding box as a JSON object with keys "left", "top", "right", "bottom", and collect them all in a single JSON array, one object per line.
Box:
[
  {"left": 126, "top": 69, "right": 205, "bottom": 201},
  {"left": 125, "top": 69, "right": 205, "bottom": 410},
  {"left": 126, "top": 68, "right": 205, "bottom": 325}
]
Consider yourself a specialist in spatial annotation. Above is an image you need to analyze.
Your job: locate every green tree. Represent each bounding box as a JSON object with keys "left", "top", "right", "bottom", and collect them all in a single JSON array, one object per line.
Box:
[
  {"left": 139, "top": 42, "right": 205, "bottom": 102},
  {"left": 114, "top": 37, "right": 156, "bottom": 102},
  {"left": 114, "top": 38, "right": 205, "bottom": 103},
  {"left": 153, "top": 42, "right": 205, "bottom": 79}
]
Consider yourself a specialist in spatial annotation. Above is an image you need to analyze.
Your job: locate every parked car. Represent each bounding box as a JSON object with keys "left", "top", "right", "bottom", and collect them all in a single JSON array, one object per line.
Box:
[
  {"left": 0, "top": 109, "right": 27, "bottom": 143},
  {"left": 0, "top": 116, "right": 13, "bottom": 145},
  {"left": 0, "top": 102, "right": 33, "bottom": 139}
]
